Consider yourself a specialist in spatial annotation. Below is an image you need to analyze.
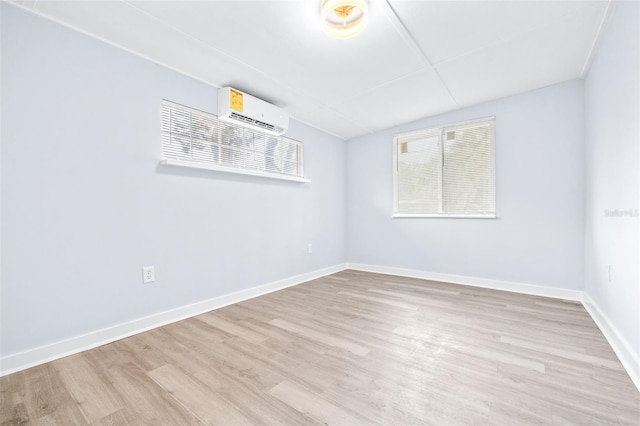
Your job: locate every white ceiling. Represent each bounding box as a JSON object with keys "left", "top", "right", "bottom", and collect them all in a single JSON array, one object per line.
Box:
[{"left": 11, "top": 0, "right": 610, "bottom": 140}]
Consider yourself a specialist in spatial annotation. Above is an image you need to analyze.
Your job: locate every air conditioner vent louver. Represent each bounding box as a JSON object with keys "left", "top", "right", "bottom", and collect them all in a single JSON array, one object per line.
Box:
[
  {"left": 218, "top": 87, "right": 288, "bottom": 136},
  {"left": 230, "top": 112, "right": 276, "bottom": 132}
]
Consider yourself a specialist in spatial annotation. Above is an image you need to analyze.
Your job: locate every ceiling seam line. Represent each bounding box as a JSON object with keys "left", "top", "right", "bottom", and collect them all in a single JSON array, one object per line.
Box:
[
  {"left": 381, "top": 0, "right": 460, "bottom": 107},
  {"left": 381, "top": 0, "right": 432, "bottom": 68},
  {"left": 324, "top": 107, "right": 375, "bottom": 134},
  {"left": 432, "top": 69, "right": 460, "bottom": 109},
  {"left": 326, "top": 67, "right": 431, "bottom": 108},
  {"left": 579, "top": 0, "right": 613, "bottom": 78}
]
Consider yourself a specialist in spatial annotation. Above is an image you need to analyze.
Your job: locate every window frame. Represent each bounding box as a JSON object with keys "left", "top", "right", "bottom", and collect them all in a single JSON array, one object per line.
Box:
[
  {"left": 392, "top": 116, "right": 496, "bottom": 219},
  {"left": 160, "top": 100, "right": 309, "bottom": 183}
]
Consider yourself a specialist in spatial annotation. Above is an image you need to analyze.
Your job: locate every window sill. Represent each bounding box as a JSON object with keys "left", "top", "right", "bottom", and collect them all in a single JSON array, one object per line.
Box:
[
  {"left": 392, "top": 213, "right": 497, "bottom": 219},
  {"left": 159, "top": 159, "right": 311, "bottom": 183}
]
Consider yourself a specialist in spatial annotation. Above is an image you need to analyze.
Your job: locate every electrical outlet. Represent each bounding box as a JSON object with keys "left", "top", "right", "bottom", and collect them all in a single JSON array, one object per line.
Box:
[
  {"left": 143, "top": 266, "right": 155, "bottom": 284},
  {"left": 307, "top": 243, "right": 313, "bottom": 254}
]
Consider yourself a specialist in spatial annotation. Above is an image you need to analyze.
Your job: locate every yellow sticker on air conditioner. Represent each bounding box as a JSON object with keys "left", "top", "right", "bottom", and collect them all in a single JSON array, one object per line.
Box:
[{"left": 230, "top": 89, "right": 244, "bottom": 112}]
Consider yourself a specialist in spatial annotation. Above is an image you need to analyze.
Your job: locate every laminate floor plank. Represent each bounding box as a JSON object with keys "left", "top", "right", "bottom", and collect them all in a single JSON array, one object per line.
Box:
[
  {"left": 268, "top": 380, "right": 365, "bottom": 426},
  {"left": 107, "top": 362, "right": 202, "bottom": 425},
  {"left": 147, "top": 364, "right": 252, "bottom": 425},
  {"left": 54, "top": 354, "right": 124, "bottom": 423},
  {"left": 244, "top": 318, "right": 333, "bottom": 356},
  {"left": 224, "top": 335, "right": 338, "bottom": 392},
  {"left": 110, "top": 331, "right": 176, "bottom": 373},
  {"left": 336, "top": 290, "right": 420, "bottom": 311},
  {"left": 1, "top": 270, "right": 638, "bottom": 425},
  {"left": 268, "top": 318, "right": 371, "bottom": 356},
  {"left": 195, "top": 313, "right": 268, "bottom": 344},
  {"left": 36, "top": 403, "right": 88, "bottom": 426},
  {"left": 20, "top": 364, "right": 78, "bottom": 424},
  {"left": 0, "top": 401, "right": 30, "bottom": 426}
]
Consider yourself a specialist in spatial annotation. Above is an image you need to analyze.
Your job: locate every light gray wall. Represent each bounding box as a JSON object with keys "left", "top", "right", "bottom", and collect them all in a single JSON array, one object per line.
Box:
[
  {"left": 584, "top": 1, "right": 639, "bottom": 354},
  {"left": 347, "top": 80, "right": 586, "bottom": 290},
  {"left": 0, "top": 4, "right": 347, "bottom": 356}
]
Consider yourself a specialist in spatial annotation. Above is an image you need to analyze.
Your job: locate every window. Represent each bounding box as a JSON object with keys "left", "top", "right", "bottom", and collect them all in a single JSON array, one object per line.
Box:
[
  {"left": 393, "top": 117, "right": 495, "bottom": 218},
  {"left": 160, "top": 100, "right": 307, "bottom": 182}
]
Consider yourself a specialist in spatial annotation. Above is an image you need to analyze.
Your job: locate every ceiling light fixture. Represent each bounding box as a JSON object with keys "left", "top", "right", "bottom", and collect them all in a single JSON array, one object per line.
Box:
[{"left": 321, "top": 0, "right": 368, "bottom": 39}]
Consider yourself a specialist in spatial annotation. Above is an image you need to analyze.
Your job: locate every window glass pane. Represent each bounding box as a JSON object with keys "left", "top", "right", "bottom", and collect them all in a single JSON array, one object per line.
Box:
[
  {"left": 397, "top": 132, "right": 440, "bottom": 213},
  {"left": 443, "top": 123, "right": 495, "bottom": 214}
]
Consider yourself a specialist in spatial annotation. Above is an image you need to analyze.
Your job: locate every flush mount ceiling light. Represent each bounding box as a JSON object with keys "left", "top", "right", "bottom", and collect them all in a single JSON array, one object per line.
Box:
[{"left": 321, "top": 0, "right": 368, "bottom": 39}]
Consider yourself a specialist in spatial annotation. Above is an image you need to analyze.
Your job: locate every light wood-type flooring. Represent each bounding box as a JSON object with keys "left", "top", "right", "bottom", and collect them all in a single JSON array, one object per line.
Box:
[{"left": 1, "top": 270, "right": 639, "bottom": 425}]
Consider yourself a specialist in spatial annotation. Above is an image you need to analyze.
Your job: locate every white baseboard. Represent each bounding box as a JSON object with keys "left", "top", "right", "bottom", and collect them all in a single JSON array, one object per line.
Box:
[
  {"left": 582, "top": 293, "right": 640, "bottom": 392},
  {"left": 0, "top": 263, "right": 347, "bottom": 377},
  {"left": 346, "top": 263, "right": 583, "bottom": 301}
]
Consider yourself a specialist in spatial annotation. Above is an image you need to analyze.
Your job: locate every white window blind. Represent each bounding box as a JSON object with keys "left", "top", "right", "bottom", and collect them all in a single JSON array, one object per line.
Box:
[
  {"left": 393, "top": 117, "right": 495, "bottom": 218},
  {"left": 160, "top": 100, "right": 306, "bottom": 181}
]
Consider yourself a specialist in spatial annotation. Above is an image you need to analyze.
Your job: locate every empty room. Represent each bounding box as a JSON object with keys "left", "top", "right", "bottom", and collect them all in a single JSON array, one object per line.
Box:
[{"left": 1, "top": 0, "right": 639, "bottom": 424}]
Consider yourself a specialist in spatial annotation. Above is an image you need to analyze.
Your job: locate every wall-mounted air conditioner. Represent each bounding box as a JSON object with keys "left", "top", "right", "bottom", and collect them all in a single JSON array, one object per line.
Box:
[{"left": 217, "top": 87, "right": 289, "bottom": 136}]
